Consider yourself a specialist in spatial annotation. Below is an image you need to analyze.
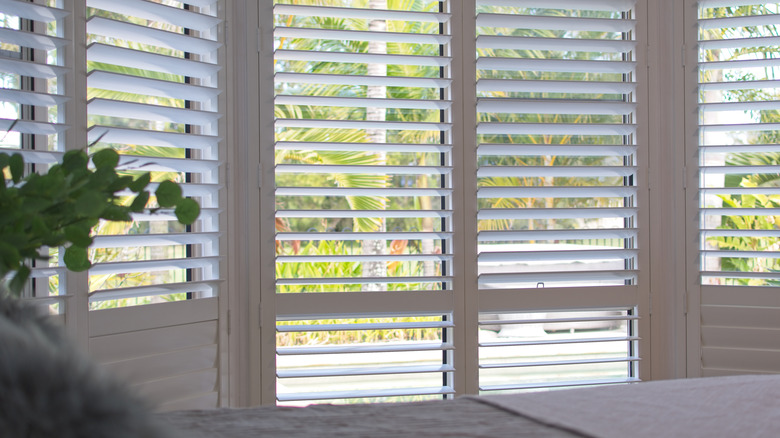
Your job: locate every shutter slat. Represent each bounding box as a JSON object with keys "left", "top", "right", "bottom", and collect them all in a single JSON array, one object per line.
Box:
[
  {"left": 476, "top": 13, "right": 635, "bottom": 32},
  {"left": 481, "top": 377, "right": 640, "bottom": 392},
  {"left": 276, "top": 72, "right": 451, "bottom": 89},
  {"left": 0, "top": 118, "right": 68, "bottom": 135},
  {"left": 88, "top": 98, "right": 221, "bottom": 125},
  {"left": 88, "top": 280, "right": 220, "bottom": 302},
  {"left": 92, "top": 232, "right": 220, "bottom": 248},
  {"left": 478, "top": 207, "right": 637, "bottom": 220},
  {"left": 0, "top": 88, "right": 69, "bottom": 107},
  {"left": 0, "top": 57, "right": 66, "bottom": 79},
  {"left": 276, "top": 276, "right": 453, "bottom": 286},
  {"left": 89, "top": 256, "right": 221, "bottom": 276},
  {"left": 478, "top": 186, "right": 635, "bottom": 198},
  {"left": 277, "top": 254, "right": 452, "bottom": 263},
  {"left": 85, "top": 0, "right": 220, "bottom": 31},
  {"left": 88, "top": 71, "right": 221, "bottom": 102},
  {"left": 275, "top": 95, "right": 451, "bottom": 110},
  {"left": 277, "top": 187, "right": 450, "bottom": 197},
  {"left": 278, "top": 320, "right": 454, "bottom": 332},
  {"left": 276, "top": 118, "right": 450, "bottom": 131},
  {"left": 275, "top": 49, "right": 451, "bottom": 67},
  {"left": 0, "top": 0, "right": 68, "bottom": 22},
  {"left": 478, "top": 165, "right": 636, "bottom": 178},
  {"left": 274, "top": 4, "right": 449, "bottom": 23},
  {"left": 0, "top": 27, "right": 68, "bottom": 50},
  {"left": 275, "top": 27, "right": 450, "bottom": 45},
  {"left": 87, "top": 43, "right": 220, "bottom": 78},
  {"left": 477, "top": 35, "right": 634, "bottom": 53},
  {"left": 276, "top": 141, "right": 451, "bottom": 153},
  {"left": 479, "top": 249, "right": 637, "bottom": 263},
  {"left": 277, "top": 231, "right": 452, "bottom": 241},
  {"left": 477, "top": 122, "right": 636, "bottom": 136},
  {"left": 476, "top": 0, "right": 636, "bottom": 11},
  {"left": 480, "top": 356, "right": 640, "bottom": 369},
  {"left": 87, "top": 16, "right": 221, "bottom": 55},
  {"left": 479, "top": 228, "right": 636, "bottom": 241},
  {"left": 477, "top": 57, "right": 635, "bottom": 74},
  {"left": 88, "top": 126, "right": 220, "bottom": 152},
  {"left": 278, "top": 364, "right": 454, "bottom": 379},
  {"left": 478, "top": 144, "right": 636, "bottom": 156},
  {"left": 477, "top": 98, "right": 636, "bottom": 115},
  {"left": 277, "top": 386, "right": 455, "bottom": 402},
  {"left": 277, "top": 164, "right": 450, "bottom": 175},
  {"left": 477, "top": 79, "right": 636, "bottom": 94},
  {"left": 479, "top": 271, "right": 638, "bottom": 284},
  {"left": 278, "top": 342, "right": 453, "bottom": 356},
  {"left": 276, "top": 209, "right": 452, "bottom": 219}
]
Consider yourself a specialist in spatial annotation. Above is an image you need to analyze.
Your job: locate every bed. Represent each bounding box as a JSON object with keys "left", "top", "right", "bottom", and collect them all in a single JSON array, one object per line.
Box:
[
  {"left": 159, "top": 374, "right": 780, "bottom": 438},
  {"left": 2, "top": 294, "right": 777, "bottom": 438}
]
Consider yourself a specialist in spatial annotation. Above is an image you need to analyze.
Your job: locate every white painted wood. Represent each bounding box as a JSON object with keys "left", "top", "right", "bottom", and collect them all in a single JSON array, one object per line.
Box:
[
  {"left": 132, "top": 369, "right": 219, "bottom": 408},
  {"left": 89, "top": 298, "right": 218, "bottom": 337},
  {"left": 702, "top": 347, "right": 780, "bottom": 374},
  {"left": 90, "top": 321, "right": 217, "bottom": 363},
  {"left": 101, "top": 345, "right": 218, "bottom": 385},
  {"left": 158, "top": 391, "right": 220, "bottom": 412},
  {"left": 701, "top": 306, "right": 780, "bottom": 330},
  {"left": 702, "top": 326, "right": 780, "bottom": 350}
]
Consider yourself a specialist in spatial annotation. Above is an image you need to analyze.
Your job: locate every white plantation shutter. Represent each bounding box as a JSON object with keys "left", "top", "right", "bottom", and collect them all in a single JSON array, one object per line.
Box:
[
  {"left": 695, "top": 1, "right": 780, "bottom": 376},
  {"left": 475, "top": 0, "right": 644, "bottom": 391},
  {"left": 83, "top": 0, "right": 224, "bottom": 410},
  {"left": 85, "top": 0, "right": 222, "bottom": 306},
  {"left": 0, "top": 0, "right": 71, "bottom": 314},
  {"left": 273, "top": 0, "right": 455, "bottom": 404}
]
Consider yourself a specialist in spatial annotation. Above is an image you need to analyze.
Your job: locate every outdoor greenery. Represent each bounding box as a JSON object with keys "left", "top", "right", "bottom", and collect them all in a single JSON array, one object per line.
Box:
[
  {"left": 0, "top": 148, "right": 199, "bottom": 297},
  {"left": 699, "top": 4, "right": 780, "bottom": 285}
]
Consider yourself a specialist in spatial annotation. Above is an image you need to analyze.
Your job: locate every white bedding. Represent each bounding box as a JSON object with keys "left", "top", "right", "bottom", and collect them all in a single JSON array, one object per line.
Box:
[
  {"left": 476, "top": 375, "right": 780, "bottom": 438},
  {"left": 160, "top": 375, "right": 780, "bottom": 438}
]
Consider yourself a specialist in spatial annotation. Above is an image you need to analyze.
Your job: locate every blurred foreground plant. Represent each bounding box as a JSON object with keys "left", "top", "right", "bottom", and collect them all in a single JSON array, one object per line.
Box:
[{"left": 0, "top": 148, "right": 199, "bottom": 296}]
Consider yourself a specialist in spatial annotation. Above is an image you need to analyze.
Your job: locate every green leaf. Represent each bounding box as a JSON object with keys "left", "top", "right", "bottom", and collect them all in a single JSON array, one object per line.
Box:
[
  {"left": 130, "top": 191, "right": 150, "bottom": 212},
  {"left": 65, "top": 225, "right": 93, "bottom": 248},
  {"left": 156, "top": 180, "right": 182, "bottom": 207},
  {"left": 62, "top": 150, "right": 88, "bottom": 173},
  {"left": 8, "top": 265, "right": 30, "bottom": 296},
  {"left": 9, "top": 153, "right": 23, "bottom": 183},
  {"left": 174, "top": 198, "right": 200, "bottom": 225},
  {"left": 63, "top": 246, "right": 90, "bottom": 272},
  {"left": 0, "top": 153, "right": 8, "bottom": 170},
  {"left": 101, "top": 204, "right": 131, "bottom": 222},
  {"left": 91, "top": 148, "right": 120, "bottom": 169},
  {"left": 128, "top": 173, "right": 151, "bottom": 193},
  {"left": 75, "top": 191, "right": 107, "bottom": 217}
]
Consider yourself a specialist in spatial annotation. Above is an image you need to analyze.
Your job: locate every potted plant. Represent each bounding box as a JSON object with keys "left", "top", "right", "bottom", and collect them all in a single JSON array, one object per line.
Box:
[{"left": 0, "top": 148, "right": 199, "bottom": 297}]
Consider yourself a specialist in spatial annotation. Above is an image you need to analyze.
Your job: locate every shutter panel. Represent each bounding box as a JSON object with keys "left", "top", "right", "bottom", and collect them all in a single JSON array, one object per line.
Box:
[
  {"left": 84, "top": 0, "right": 224, "bottom": 410},
  {"left": 0, "top": 0, "right": 71, "bottom": 315},
  {"left": 697, "top": 1, "right": 780, "bottom": 376},
  {"left": 475, "top": 0, "right": 643, "bottom": 391},
  {"left": 273, "top": 0, "right": 455, "bottom": 404}
]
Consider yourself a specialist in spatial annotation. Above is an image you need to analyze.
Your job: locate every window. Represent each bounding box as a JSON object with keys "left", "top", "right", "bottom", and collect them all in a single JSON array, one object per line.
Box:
[{"left": 269, "top": 0, "right": 647, "bottom": 404}]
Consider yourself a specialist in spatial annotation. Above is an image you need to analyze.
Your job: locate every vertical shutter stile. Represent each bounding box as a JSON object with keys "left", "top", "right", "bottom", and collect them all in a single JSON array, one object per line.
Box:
[
  {"left": 697, "top": 1, "right": 780, "bottom": 376},
  {"left": 475, "top": 0, "right": 642, "bottom": 393},
  {"left": 273, "top": 0, "right": 455, "bottom": 404}
]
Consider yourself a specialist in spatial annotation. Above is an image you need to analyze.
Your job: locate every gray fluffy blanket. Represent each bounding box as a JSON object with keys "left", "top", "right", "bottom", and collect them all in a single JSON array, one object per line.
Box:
[{"left": 0, "top": 294, "right": 174, "bottom": 438}]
